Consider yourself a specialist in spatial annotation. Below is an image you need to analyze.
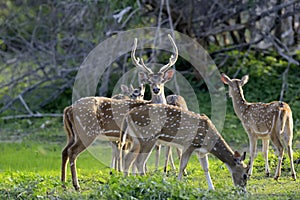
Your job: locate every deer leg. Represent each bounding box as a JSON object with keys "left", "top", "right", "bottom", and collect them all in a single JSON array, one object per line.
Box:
[
  {"left": 68, "top": 139, "right": 91, "bottom": 191},
  {"left": 134, "top": 141, "right": 156, "bottom": 175},
  {"left": 178, "top": 147, "right": 194, "bottom": 180},
  {"left": 283, "top": 118, "right": 296, "bottom": 180},
  {"left": 177, "top": 147, "right": 182, "bottom": 160},
  {"left": 118, "top": 141, "right": 131, "bottom": 172},
  {"left": 262, "top": 139, "right": 270, "bottom": 177},
  {"left": 247, "top": 132, "right": 257, "bottom": 178},
  {"left": 168, "top": 146, "right": 176, "bottom": 170},
  {"left": 155, "top": 144, "right": 161, "bottom": 171},
  {"left": 163, "top": 146, "right": 170, "bottom": 173},
  {"left": 164, "top": 146, "right": 176, "bottom": 173},
  {"left": 110, "top": 141, "right": 118, "bottom": 170},
  {"left": 198, "top": 153, "right": 215, "bottom": 190},
  {"left": 271, "top": 133, "right": 284, "bottom": 180},
  {"left": 61, "top": 139, "right": 74, "bottom": 185},
  {"left": 123, "top": 138, "right": 140, "bottom": 176},
  {"left": 287, "top": 144, "right": 296, "bottom": 180},
  {"left": 62, "top": 107, "right": 74, "bottom": 186},
  {"left": 176, "top": 148, "right": 186, "bottom": 175}
]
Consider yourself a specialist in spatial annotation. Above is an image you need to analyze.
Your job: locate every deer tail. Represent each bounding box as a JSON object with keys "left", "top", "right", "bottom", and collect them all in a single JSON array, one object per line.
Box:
[
  {"left": 63, "top": 106, "right": 75, "bottom": 144},
  {"left": 278, "top": 102, "right": 291, "bottom": 134}
]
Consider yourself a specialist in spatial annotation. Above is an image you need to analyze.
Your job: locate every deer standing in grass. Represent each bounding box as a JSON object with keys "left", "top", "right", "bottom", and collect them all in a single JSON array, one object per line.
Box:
[
  {"left": 131, "top": 34, "right": 178, "bottom": 172},
  {"left": 61, "top": 35, "right": 179, "bottom": 191},
  {"left": 120, "top": 103, "right": 249, "bottom": 190},
  {"left": 111, "top": 84, "right": 145, "bottom": 170},
  {"left": 221, "top": 74, "right": 296, "bottom": 180}
]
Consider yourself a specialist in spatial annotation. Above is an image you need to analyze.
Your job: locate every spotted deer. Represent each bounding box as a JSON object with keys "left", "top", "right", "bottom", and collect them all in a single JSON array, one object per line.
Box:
[
  {"left": 112, "top": 84, "right": 145, "bottom": 101},
  {"left": 61, "top": 35, "right": 180, "bottom": 190},
  {"left": 131, "top": 34, "right": 178, "bottom": 172},
  {"left": 61, "top": 97, "right": 152, "bottom": 190},
  {"left": 221, "top": 73, "right": 296, "bottom": 180},
  {"left": 111, "top": 84, "right": 145, "bottom": 170},
  {"left": 120, "top": 104, "right": 249, "bottom": 190}
]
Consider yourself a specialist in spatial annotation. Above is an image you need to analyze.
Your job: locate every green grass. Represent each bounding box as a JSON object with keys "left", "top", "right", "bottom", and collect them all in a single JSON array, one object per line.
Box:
[{"left": 1, "top": 117, "right": 300, "bottom": 199}]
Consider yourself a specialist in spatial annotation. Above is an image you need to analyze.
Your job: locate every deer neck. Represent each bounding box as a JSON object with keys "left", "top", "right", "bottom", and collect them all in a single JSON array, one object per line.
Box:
[
  {"left": 151, "top": 90, "right": 166, "bottom": 104},
  {"left": 230, "top": 84, "right": 248, "bottom": 119},
  {"left": 210, "top": 137, "right": 236, "bottom": 168}
]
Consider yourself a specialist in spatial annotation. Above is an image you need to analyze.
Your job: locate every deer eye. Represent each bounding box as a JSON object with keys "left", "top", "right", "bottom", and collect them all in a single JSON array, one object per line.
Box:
[{"left": 243, "top": 174, "right": 247, "bottom": 180}]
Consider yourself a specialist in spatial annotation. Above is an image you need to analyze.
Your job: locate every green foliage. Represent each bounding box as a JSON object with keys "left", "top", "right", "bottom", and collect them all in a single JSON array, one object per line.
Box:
[{"left": 1, "top": 117, "right": 300, "bottom": 199}]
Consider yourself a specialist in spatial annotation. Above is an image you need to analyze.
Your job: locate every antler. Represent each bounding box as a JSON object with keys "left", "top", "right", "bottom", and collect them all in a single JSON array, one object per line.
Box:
[
  {"left": 131, "top": 38, "right": 153, "bottom": 74},
  {"left": 159, "top": 34, "right": 178, "bottom": 73}
]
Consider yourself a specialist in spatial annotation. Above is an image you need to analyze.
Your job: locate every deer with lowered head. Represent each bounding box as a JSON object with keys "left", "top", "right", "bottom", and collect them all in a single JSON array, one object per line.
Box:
[
  {"left": 119, "top": 103, "right": 249, "bottom": 191},
  {"left": 221, "top": 73, "right": 296, "bottom": 181}
]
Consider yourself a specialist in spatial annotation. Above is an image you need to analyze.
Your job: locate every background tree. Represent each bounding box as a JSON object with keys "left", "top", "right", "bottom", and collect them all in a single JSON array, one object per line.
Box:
[{"left": 0, "top": 0, "right": 299, "bottom": 118}]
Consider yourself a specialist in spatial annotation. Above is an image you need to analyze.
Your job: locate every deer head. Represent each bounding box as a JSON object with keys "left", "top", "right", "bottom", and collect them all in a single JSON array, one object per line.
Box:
[
  {"left": 112, "top": 84, "right": 145, "bottom": 100},
  {"left": 221, "top": 73, "right": 249, "bottom": 98},
  {"left": 230, "top": 151, "right": 249, "bottom": 190},
  {"left": 131, "top": 34, "right": 178, "bottom": 103},
  {"left": 120, "top": 84, "right": 145, "bottom": 100}
]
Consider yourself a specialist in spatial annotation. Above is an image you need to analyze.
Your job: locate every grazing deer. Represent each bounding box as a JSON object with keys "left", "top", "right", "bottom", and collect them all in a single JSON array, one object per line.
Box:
[
  {"left": 111, "top": 84, "right": 145, "bottom": 170},
  {"left": 131, "top": 34, "right": 178, "bottom": 172},
  {"left": 221, "top": 73, "right": 296, "bottom": 180},
  {"left": 120, "top": 104, "right": 249, "bottom": 190}
]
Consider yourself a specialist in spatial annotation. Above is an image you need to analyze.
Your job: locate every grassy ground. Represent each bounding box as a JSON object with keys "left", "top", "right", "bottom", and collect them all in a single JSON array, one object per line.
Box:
[{"left": 0, "top": 117, "right": 300, "bottom": 199}]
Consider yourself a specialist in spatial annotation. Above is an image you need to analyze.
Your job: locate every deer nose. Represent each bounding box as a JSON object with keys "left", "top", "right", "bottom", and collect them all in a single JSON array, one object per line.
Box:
[{"left": 153, "top": 87, "right": 160, "bottom": 94}]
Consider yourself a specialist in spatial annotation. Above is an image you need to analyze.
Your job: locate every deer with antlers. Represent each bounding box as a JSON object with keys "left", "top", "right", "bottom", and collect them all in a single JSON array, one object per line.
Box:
[
  {"left": 221, "top": 73, "right": 296, "bottom": 180},
  {"left": 131, "top": 34, "right": 179, "bottom": 172},
  {"left": 120, "top": 103, "right": 249, "bottom": 190},
  {"left": 61, "top": 35, "right": 180, "bottom": 190}
]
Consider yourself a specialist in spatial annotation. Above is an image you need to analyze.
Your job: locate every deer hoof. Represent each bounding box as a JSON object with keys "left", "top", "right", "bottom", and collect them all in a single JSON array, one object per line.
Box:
[
  {"left": 74, "top": 185, "right": 80, "bottom": 191},
  {"left": 274, "top": 176, "right": 279, "bottom": 181},
  {"left": 292, "top": 174, "right": 297, "bottom": 181},
  {"left": 265, "top": 172, "right": 270, "bottom": 177}
]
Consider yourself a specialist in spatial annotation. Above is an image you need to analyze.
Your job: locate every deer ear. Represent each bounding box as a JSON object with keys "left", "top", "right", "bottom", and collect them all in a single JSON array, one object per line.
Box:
[
  {"left": 241, "top": 75, "right": 249, "bottom": 86},
  {"left": 120, "top": 84, "right": 129, "bottom": 94},
  {"left": 234, "top": 151, "right": 241, "bottom": 158},
  {"left": 139, "top": 72, "right": 149, "bottom": 84},
  {"left": 221, "top": 73, "right": 231, "bottom": 85},
  {"left": 163, "top": 70, "right": 175, "bottom": 82}
]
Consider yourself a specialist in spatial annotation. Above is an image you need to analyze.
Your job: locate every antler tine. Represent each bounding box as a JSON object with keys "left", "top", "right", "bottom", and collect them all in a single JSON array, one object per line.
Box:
[
  {"left": 159, "top": 34, "right": 179, "bottom": 73},
  {"left": 131, "top": 38, "right": 153, "bottom": 74}
]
